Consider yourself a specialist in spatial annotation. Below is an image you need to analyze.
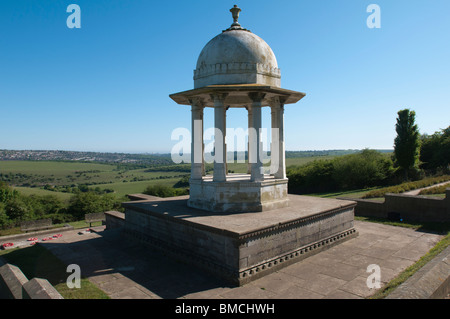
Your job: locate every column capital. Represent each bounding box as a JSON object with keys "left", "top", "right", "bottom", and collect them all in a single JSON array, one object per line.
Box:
[
  {"left": 248, "top": 92, "right": 266, "bottom": 104},
  {"left": 189, "top": 98, "right": 205, "bottom": 113},
  {"left": 209, "top": 93, "right": 228, "bottom": 104},
  {"left": 269, "top": 95, "right": 288, "bottom": 108}
]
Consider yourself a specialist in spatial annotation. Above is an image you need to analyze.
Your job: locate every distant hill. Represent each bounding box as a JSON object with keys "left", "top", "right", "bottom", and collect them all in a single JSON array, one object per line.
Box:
[
  {"left": 285, "top": 149, "right": 392, "bottom": 158},
  {"left": 0, "top": 149, "right": 393, "bottom": 164},
  {"left": 0, "top": 149, "right": 173, "bottom": 166}
]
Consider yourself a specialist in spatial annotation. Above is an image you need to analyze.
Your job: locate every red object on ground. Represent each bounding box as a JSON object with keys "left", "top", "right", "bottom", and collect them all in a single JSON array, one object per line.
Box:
[
  {"left": 41, "top": 237, "right": 53, "bottom": 241},
  {"left": 27, "top": 237, "right": 38, "bottom": 241},
  {"left": 2, "top": 243, "right": 14, "bottom": 248},
  {"left": 53, "top": 234, "right": 62, "bottom": 238}
]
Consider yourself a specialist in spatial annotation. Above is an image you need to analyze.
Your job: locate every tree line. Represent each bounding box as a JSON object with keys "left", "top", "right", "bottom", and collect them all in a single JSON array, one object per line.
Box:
[
  {"left": 0, "top": 181, "right": 124, "bottom": 229},
  {"left": 288, "top": 109, "right": 449, "bottom": 194}
]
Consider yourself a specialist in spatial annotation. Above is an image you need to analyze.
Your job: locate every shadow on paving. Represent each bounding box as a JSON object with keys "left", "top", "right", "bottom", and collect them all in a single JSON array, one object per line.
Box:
[{"left": 39, "top": 228, "right": 233, "bottom": 298}]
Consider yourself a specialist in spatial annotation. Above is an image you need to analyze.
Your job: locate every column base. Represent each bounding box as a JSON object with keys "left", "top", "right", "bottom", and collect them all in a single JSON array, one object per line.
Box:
[{"left": 188, "top": 174, "right": 289, "bottom": 213}]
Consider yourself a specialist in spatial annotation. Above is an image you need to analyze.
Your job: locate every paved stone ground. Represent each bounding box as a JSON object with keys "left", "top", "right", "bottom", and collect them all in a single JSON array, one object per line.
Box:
[{"left": 38, "top": 220, "right": 443, "bottom": 299}]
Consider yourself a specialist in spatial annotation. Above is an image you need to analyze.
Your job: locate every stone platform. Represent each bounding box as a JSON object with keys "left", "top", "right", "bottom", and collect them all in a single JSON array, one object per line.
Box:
[
  {"left": 122, "top": 194, "right": 357, "bottom": 286},
  {"left": 188, "top": 174, "right": 289, "bottom": 213}
]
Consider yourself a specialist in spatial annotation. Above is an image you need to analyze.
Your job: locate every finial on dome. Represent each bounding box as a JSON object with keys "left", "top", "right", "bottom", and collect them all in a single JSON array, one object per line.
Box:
[
  {"left": 224, "top": 5, "right": 250, "bottom": 32},
  {"left": 230, "top": 5, "right": 241, "bottom": 27}
]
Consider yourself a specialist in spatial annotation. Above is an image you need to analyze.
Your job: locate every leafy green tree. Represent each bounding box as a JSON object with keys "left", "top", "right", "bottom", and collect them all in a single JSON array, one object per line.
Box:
[
  {"left": 420, "top": 126, "right": 450, "bottom": 172},
  {"left": 68, "top": 192, "right": 122, "bottom": 220},
  {"left": 29, "top": 195, "right": 65, "bottom": 217},
  {"left": 287, "top": 159, "right": 336, "bottom": 193},
  {"left": 393, "top": 109, "right": 421, "bottom": 180},
  {"left": 0, "top": 202, "right": 11, "bottom": 228},
  {"left": 143, "top": 184, "right": 188, "bottom": 197},
  {"left": 5, "top": 196, "right": 33, "bottom": 221},
  {"left": 333, "top": 149, "right": 394, "bottom": 189},
  {"left": 0, "top": 181, "right": 18, "bottom": 203}
]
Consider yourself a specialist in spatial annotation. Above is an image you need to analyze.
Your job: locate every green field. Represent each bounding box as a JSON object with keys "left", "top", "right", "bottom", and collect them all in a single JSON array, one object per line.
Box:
[
  {"left": 0, "top": 156, "right": 337, "bottom": 198},
  {"left": 12, "top": 186, "right": 73, "bottom": 201},
  {"left": 0, "top": 160, "right": 189, "bottom": 199}
]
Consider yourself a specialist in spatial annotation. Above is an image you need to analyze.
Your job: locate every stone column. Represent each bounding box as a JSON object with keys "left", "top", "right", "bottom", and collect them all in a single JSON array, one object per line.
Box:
[
  {"left": 270, "top": 104, "right": 278, "bottom": 176},
  {"left": 246, "top": 105, "right": 252, "bottom": 174},
  {"left": 189, "top": 98, "right": 204, "bottom": 180},
  {"left": 211, "top": 93, "right": 228, "bottom": 182},
  {"left": 270, "top": 96, "right": 287, "bottom": 179},
  {"left": 248, "top": 92, "right": 265, "bottom": 182}
]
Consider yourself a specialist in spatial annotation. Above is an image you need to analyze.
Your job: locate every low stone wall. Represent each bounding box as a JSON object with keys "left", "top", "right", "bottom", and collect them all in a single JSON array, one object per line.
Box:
[
  {"left": 0, "top": 262, "right": 63, "bottom": 299},
  {"left": 340, "top": 188, "right": 450, "bottom": 223},
  {"left": 104, "top": 211, "right": 125, "bottom": 230},
  {"left": 127, "top": 194, "right": 162, "bottom": 201},
  {"left": 387, "top": 246, "right": 450, "bottom": 299}
]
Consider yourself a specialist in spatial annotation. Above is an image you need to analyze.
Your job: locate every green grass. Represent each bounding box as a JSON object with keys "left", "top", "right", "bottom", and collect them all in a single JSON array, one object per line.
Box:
[
  {"left": 0, "top": 244, "right": 109, "bottom": 299},
  {"left": 307, "top": 187, "right": 383, "bottom": 199},
  {"left": 0, "top": 160, "right": 114, "bottom": 175},
  {"left": 12, "top": 186, "right": 73, "bottom": 201},
  {"left": 0, "top": 160, "right": 187, "bottom": 189},
  {"left": 93, "top": 178, "right": 183, "bottom": 197}
]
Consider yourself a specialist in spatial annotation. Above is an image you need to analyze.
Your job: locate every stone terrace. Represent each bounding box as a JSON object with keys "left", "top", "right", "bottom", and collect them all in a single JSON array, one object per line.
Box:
[{"left": 37, "top": 220, "right": 442, "bottom": 299}]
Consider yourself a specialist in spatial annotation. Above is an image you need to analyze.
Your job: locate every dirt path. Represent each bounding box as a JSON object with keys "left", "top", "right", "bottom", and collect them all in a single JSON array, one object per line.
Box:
[{"left": 402, "top": 181, "right": 450, "bottom": 196}]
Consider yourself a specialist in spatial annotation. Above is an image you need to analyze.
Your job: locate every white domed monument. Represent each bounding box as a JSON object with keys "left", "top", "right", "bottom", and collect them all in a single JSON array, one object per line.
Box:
[
  {"left": 122, "top": 6, "right": 358, "bottom": 286},
  {"left": 170, "top": 5, "right": 306, "bottom": 213}
]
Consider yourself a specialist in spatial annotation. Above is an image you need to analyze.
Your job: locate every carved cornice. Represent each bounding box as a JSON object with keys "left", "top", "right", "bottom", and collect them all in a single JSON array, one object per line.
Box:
[
  {"left": 237, "top": 206, "right": 356, "bottom": 242},
  {"left": 194, "top": 62, "right": 281, "bottom": 80},
  {"left": 238, "top": 228, "right": 358, "bottom": 281}
]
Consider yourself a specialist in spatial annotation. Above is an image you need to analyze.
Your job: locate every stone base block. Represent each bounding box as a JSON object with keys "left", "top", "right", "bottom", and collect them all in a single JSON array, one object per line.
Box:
[
  {"left": 188, "top": 175, "right": 289, "bottom": 213},
  {"left": 122, "top": 194, "right": 357, "bottom": 286}
]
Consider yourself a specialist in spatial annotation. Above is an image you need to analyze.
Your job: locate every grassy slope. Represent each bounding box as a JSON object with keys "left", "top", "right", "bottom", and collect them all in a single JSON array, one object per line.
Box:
[
  {"left": 0, "top": 244, "right": 109, "bottom": 299},
  {"left": 1, "top": 160, "right": 188, "bottom": 198},
  {"left": 12, "top": 186, "right": 73, "bottom": 201}
]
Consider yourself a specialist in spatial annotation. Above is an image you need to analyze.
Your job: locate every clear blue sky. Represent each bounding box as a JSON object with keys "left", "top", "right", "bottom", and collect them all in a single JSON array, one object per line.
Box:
[{"left": 1, "top": 0, "right": 449, "bottom": 153}]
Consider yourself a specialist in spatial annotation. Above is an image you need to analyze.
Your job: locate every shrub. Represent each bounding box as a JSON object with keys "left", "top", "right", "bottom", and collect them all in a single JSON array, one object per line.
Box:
[
  {"left": 143, "top": 184, "right": 188, "bottom": 198},
  {"left": 287, "top": 159, "right": 336, "bottom": 194},
  {"left": 68, "top": 192, "right": 122, "bottom": 220},
  {"left": 0, "top": 202, "right": 12, "bottom": 228},
  {"left": 420, "top": 126, "right": 450, "bottom": 172},
  {"left": 173, "top": 175, "right": 190, "bottom": 188},
  {"left": 363, "top": 175, "right": 450, "bottom": 198},
  {"left": 419, "top": 184, "right": 450, "bottom": 195},
  {"left": 332, "top": 149, "right": 394, "bottom": 189},
  {"left": 287, "top": 149, "right": 395, "bottom": 194}
]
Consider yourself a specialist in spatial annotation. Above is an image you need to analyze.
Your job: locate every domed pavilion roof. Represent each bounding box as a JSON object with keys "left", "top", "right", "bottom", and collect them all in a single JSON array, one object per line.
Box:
[{"left": 194, "top": 5, "right": 281, "bottom": 89}]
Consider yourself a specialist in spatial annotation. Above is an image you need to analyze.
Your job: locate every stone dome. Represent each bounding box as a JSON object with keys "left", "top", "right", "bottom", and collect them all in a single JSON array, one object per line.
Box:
[{"left": 193, "top": 6, "right": 281, "bottom": 89}]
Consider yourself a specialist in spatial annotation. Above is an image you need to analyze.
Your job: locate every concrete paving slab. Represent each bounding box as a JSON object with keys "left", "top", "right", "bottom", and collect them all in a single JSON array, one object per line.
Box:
[
  {"left": 302, "top": 273, "right": 347, "bottom": 295},
  {"left": 319, "top": 262, "right": 366, "bottom": 282},
  {"left": 249, "top": 271, "right": 306, "bottom": 294},
  {"left": 273, "top": 284, "right": 325, "bottom": 299},
  {"left": 218, "top": 284, "right": 277, "bottom": 299},
  {"left": 323, "top": 289, "right": 363, "bottom": 299},
  {"left": 339, "top": 275, "right": 379, "bottom": 298}
]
